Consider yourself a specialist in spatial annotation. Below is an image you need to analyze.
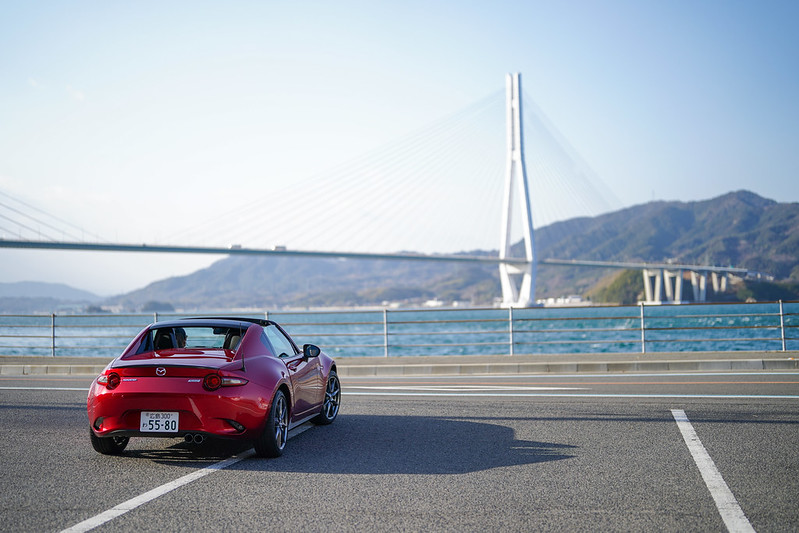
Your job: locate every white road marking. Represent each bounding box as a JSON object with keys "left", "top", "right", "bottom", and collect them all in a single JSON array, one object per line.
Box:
[
  {"left": 351, "top": 385, "right": 588, "bottom": 391},
  {"left": 343, "top": 371, "right": 799, "bottom": 380},
  {"left": 476, "top": 371, "right": 799, "bottom": 378},
  {"left": 344, "top": 391, "right": 799, "bottom": 399},
  {"left": 60, "top": 423, "right": 313, "bottom": 532},
  {"left": 60, "top": 450, "right": 255, "bottom": 533},
  {"left": 1, "top": 385, "right": 796, "bottom": 400},
  {"left": 671, "top": 409, "right": 756, "bottom": 533},
  {"left": 0, "top": 387, "right": 88, "bottom": 391}
]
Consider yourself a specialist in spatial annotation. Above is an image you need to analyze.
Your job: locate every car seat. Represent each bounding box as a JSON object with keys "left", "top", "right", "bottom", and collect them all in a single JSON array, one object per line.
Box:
[{"left": 154, "top": 330, "right": 173, "bottom": 350}]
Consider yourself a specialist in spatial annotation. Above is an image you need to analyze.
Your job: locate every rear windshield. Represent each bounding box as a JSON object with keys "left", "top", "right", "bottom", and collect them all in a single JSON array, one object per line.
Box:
[{"left": 137, "top": 326, "right": 246, "bottom": 353}]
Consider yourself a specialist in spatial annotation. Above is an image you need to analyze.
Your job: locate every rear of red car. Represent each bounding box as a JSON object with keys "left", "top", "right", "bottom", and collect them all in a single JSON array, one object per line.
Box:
[
  {"left": 87, "top": 319, "right": 280, "bottom": 454},
  {"left": 88, "top": 357, "right": 267, "bottom": 441},
  {"left": 87, "top": 317, "right": 339, "bottom": 458}
]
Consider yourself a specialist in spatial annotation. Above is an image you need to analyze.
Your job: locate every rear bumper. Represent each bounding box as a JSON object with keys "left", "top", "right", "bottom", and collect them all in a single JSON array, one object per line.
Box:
[
  {"left": 88, "top": 378, "right": 270, "bottom": 440},
  {"left": 95, "top": 429, "right": 241, "bottom": 440}
]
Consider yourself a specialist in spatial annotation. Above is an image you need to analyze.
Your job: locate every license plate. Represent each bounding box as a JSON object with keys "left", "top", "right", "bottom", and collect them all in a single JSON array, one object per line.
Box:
[{"left": 140, "top": 411, "right": 179, "bottom": 433}]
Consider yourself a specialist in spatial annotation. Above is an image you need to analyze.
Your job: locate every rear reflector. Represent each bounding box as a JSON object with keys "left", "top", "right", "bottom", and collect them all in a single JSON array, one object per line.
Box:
[
  {"left": 225, "top": 419, "right": 246, "bottom": 432},
  {"left": 203, "top": 374, "right": 222, "bottom": 391},
  {"left": 106, "top": 373, "right": 121, "bottom": 390}
]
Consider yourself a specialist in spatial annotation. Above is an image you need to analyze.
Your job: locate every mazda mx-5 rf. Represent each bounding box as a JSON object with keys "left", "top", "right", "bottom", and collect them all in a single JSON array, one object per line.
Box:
[{"left": 87, "top": 317, "right": 340, "bottom": 457}]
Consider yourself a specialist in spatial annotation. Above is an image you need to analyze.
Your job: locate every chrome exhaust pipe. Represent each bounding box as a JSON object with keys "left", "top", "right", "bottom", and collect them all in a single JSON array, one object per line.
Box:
[
  {"left": 184, "top": 434, "right": 194, "bottom": 443},
  {"left": 193, "top": 434, "right": 205, "bottom": 444}
]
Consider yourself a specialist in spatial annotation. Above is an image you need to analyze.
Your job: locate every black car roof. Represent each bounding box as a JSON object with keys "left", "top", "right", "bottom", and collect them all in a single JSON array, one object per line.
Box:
[{"left": 150, "top": 317, "right": 270, "bottom": 329}]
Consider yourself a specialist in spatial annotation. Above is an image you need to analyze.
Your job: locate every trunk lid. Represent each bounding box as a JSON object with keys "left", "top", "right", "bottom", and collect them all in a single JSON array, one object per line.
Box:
[{"left": 114, "top": 348, "right": 237, "bottom": 373}]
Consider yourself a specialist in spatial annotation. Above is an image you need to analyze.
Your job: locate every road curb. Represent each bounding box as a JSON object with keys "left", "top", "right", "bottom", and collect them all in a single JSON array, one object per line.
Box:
[
  {"left": 335, "top": 358, "right": 799, "bottom": 377},
  {"left": 1, "top": 358, "right": 796, "bottom": 378},
  {"left": 0, "top": 364, "right": 109, "bottom": 376}
]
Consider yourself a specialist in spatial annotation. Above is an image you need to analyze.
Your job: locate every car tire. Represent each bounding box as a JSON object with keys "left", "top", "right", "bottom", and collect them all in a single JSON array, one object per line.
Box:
[
  {"left": 254, "top": 389, "right": 288, "bottom": 458},
  {"left": 89, "top": 429, "right": 129, "bottom": 455},
  {"left": 313, "top": 371, "right": 340, "bottom": 425}
]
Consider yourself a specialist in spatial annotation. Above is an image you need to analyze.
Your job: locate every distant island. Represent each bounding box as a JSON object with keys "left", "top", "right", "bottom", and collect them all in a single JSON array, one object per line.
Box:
[{"left": 0, "top": 281, "right": 101, "bottom": 313}]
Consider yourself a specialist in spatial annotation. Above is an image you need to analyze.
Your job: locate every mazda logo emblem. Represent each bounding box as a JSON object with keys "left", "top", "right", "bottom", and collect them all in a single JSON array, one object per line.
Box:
[{"left": 156, "top": 367, "right": 166, "bottom": 376}]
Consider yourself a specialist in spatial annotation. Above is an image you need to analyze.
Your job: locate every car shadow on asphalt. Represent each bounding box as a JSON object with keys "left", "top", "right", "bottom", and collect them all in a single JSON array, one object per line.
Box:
[
  {"left": 121, "top": 438, "right": 253, "bottom": 464},
  {"left": 249, "top": 415, "right": 576, "bottom": 475},
  {"left": 113, "top": 415, "right": 575, "bottom": 473}
]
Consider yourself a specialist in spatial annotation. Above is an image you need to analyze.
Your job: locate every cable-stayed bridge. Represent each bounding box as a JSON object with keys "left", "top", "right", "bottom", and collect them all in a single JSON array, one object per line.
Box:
[{"left": 0, "top": 74, "right": 751, "bottom": 306}]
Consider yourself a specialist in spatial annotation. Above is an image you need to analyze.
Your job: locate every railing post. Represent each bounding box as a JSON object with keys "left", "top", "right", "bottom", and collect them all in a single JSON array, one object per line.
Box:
[
  {"left": 50, "top": 313, "right": 56, "bottom": 357},
  {"left": 383, "top": 309, "right": 389, "bottom": 358},
  {"left": 639, "top": 303, "right": 646, "bottom": 354},
  {"left": 153, "top": 312, "right": 158, "bottom": 324},
  {"left": 508, "top": 307, "right": 515, "bottom": 356},
  {"left": 779, "top": 300, "right": 786, "bottom": 352}
]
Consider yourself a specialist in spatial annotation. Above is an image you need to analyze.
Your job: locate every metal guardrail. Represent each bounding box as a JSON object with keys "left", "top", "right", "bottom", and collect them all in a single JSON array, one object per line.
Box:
[{"left": 0, "top": 301, "right": 797, "bottom": 358}]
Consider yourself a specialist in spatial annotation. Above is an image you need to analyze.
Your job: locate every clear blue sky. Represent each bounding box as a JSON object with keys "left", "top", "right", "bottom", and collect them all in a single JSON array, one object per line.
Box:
[{"left": 1, "top": 1, "right": 797, "bottom": 295}]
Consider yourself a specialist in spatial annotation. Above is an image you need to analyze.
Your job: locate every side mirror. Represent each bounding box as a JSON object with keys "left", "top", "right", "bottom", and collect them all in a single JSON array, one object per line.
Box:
[{"left": 303, "top": 344, "right": 321, "bottom": 359}]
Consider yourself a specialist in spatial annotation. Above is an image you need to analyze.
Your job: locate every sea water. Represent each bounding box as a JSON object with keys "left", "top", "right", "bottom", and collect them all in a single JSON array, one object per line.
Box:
[{"left": 1, "top": 302, "right": 797, "bottom": 358}]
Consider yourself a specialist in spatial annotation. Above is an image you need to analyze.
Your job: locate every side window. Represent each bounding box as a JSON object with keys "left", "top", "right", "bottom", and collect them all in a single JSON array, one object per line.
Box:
[
  {"left": 136, "top": 330, "right": 155, "bottom": 354},
  {"left": 264, "top": 325, "right": 297, "bottom": 358}
]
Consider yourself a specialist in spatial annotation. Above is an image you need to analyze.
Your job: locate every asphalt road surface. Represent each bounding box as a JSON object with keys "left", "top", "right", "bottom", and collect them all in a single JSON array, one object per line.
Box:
[{"left": 1, "top": 371, "right": 797, "bottom": 532}]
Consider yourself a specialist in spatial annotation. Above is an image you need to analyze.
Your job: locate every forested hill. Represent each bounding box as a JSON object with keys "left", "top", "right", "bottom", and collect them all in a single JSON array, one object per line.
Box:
[
  {"left": 108, "top": 190, "right": 798, "bottom": 310},
  {"left": 538, "top": 190, "right": 796, "bottom": 277},
  {"left": 534, "top": 190, "right": 799, "bottom": 297}
]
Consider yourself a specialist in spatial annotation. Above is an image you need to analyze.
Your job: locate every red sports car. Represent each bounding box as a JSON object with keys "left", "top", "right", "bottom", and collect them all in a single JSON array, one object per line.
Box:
[{"left": 87, "top": 317, "right": 340, "bottom": 457}]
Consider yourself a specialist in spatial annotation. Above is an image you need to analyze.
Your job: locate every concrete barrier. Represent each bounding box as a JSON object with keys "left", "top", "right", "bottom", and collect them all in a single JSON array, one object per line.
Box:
[{"left": 1, "top": 353, "right": 797, "bottom": 377}]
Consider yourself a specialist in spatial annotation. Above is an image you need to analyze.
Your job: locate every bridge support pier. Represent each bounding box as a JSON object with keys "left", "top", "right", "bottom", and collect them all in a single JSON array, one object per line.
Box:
[
  {"left": 643, "top": 268, "right": 731, "bottom": 304},
  {"left": 691, "top": 271, "right": 708, "bottom": 302},
  {"left": 643, "top": 268, "right": 687, "bottom": 304},
  {"left": 691, "top": 270, "right": 707, "bottom": 302},
  {"left": 643, "top": 269, "right": 661, "bottom": 303},
  {"left": 663, "top": 269, "right": 684, "bottom": 302},
  {"left": 712, "top": 271, "right": 728, "bottom": 293}
]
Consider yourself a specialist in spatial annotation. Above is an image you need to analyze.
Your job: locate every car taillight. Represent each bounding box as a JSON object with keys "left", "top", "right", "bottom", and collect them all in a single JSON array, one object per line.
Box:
[
  {"left": 106, "top": 373, "right": 121, "bottom": 390},
  {"left": 203, "top": 373, "right": 248, "bottom": 390},
  {"left": 203, "top": 374, "right": 222, "bottom": 391}
]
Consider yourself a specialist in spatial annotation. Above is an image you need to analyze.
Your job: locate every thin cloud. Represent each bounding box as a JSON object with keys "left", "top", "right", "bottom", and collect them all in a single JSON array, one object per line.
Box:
[{"left": 65, "top": 84, "right": 85, "bottom": 101}]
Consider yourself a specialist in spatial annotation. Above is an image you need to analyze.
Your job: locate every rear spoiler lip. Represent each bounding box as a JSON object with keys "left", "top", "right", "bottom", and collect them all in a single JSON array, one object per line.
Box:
[{"left": 111, "top": 356, "right": 237, "bottom": 371}]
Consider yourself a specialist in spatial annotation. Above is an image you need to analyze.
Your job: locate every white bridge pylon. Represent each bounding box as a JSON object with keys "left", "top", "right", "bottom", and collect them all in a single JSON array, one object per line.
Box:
[{"left": 499, "top": 72, "right": 536, "bottom": 308}]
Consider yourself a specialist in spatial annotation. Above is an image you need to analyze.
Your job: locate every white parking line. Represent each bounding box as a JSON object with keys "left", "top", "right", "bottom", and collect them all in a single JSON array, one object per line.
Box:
[
  {"left": 59, "top": 423, "right": 313, "bottom": 532},
  {"left": 671, "top": 409, "right": 755, "bottom": 533},
  {"left": 60, "top": 450, "right": 255, "bottom": 533}
]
